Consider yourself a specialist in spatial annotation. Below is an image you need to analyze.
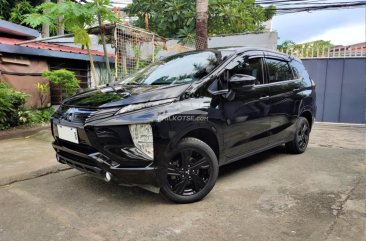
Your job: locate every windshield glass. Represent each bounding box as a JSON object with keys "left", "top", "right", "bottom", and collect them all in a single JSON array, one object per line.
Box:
[{"left": 119, "top": 50, "right": 221, "bottom": 85}]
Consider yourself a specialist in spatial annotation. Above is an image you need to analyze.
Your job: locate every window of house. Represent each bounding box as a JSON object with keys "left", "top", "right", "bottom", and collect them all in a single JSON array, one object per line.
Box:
[{"left": 266, "top": 58, "right": 294, "bottom": 83}]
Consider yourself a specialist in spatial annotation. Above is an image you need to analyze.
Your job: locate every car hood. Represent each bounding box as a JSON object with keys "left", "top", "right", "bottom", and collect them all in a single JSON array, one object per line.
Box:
[{"left": 62, "top": 84, "right": 190, "bottom": 108}]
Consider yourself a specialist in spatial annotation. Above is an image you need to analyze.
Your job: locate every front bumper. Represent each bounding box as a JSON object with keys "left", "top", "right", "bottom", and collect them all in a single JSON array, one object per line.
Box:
[{"left": 53, "top": 141, "right": 158, "bottom": 186}]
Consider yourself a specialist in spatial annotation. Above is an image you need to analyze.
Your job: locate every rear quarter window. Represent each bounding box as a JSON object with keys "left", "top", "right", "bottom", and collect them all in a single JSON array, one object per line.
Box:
[{"left": 290, "top": 60, "right": 311, "bottom": 84}]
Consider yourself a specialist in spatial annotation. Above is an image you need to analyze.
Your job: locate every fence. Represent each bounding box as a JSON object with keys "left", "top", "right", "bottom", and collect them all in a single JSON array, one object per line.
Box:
[
  {"left": 279, "top": 46, "right": 366, "bottom": 59},
  {"left": 302, "top": 57, "right": 366, "bottom": 124},
  {"left": 113, "top": 24, "right": 206, "bottom": 80}
]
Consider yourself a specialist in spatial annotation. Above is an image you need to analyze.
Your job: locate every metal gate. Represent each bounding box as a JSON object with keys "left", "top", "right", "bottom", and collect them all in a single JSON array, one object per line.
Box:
[{"left": 302, "top": 58, "right": 366, "bottom": 124}]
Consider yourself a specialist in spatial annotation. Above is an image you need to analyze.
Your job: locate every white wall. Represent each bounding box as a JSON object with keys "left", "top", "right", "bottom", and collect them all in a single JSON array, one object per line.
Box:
[{"left": 208, "top": 32, "right": 278, "bottom": 50}]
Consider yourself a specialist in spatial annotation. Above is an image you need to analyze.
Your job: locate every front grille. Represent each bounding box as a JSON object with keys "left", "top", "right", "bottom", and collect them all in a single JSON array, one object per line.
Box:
[
  {"left": 55, "top": 106, "right": 95, "bottom": 124},
  {"left": 85, "top": 108, "right": 119, "bottom": 123},
  {"left": 55, "top": 106, "right": 119, "bottom": 124}
]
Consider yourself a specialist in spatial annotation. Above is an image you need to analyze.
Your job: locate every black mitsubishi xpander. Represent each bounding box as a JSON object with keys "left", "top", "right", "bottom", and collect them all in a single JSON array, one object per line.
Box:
[{"left": 52, "top": 47, "right": 316, "bottom": 203}]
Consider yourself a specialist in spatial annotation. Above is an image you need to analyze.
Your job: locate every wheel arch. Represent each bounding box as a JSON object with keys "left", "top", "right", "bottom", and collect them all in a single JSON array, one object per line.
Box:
[
  {"left": 169, "top": 126, "right": 221, "bottom": 163},
  {"left": 300, "top": 110, "right": 313, "bottom": 129},
  {"left": 182, "top": 128, "right": 220, "bottom": 161}
]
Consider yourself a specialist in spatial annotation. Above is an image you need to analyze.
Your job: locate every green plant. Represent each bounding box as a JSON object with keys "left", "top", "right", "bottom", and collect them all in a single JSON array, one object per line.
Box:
[
  {"left": 23, "top": 0, "right": 119, "bottom": 86},
  {"left": 177, "top": 26, "right": 196, "bottom": 45},
  {"left": 34, "top": 107, "right": 55, "bottom": 122},
  {"left": 0, "top": 82, "right": 28, "bottom": 130},
  {"left": 127, "top": 0, "right": 276, "bottom": 38},
  {"left": 42, "top": 69, "right": 80, "bottom": 99},
  {"left": 18, "top": 107, "right": 55, "bottom": 124},
  {"left": 9, "top": 0, "right": 34, "bottom": 26},
  {"left": 35, "top": 82, "right": 50, "bottom": 108}
]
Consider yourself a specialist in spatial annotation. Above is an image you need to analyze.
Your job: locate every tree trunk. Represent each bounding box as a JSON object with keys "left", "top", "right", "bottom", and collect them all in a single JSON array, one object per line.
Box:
[
  {"left": 86, "top": 45, "right": 99, "bottom": 90},
  {"left": 195, "top": 0, "right": 208, "bottom": 49},
  {"left": 42, "top": 0, "right": 50, "bottom": 38},
  {"left": 96, "top": 2, "right": 112, "bottom": 84},
  {"left": 57, "top": 0, "right": 64, "bottom": 36}
]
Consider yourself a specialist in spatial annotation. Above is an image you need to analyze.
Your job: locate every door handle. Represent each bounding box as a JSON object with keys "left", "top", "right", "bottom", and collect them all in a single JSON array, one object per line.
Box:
[{"left": 259, "top": 95, "right": 270, "bottom": 100}]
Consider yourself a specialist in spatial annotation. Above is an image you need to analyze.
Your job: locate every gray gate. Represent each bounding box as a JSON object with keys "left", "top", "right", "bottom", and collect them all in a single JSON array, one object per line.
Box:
[{"left": 302, "top": 58, "right": 366, "bottom": 124}]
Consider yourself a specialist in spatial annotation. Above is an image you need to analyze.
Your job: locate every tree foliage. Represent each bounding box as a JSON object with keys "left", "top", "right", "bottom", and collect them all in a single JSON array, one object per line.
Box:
[
  {"left": 23, "top": 0, "right": 118, "bottom": 87},
  {"left": 0, "top": 0, "right": 42, "bottom": 23},
  {"left": 127, "top": 0, "right": 275, "bottom": 38},
  {"left": 278, "top": 40, "right": 333, "bottom": 52},
  {"left": 209, "top": 0, "right": 275, "bottom": 35},
  {"left": 127, "top": 0, "right": 195, "bottom": 38}
]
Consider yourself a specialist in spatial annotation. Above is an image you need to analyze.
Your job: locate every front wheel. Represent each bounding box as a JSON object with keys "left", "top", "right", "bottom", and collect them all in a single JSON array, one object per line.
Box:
[
  {"left": 286, "top": 117, "right": 310, "bottom": 154},
  {"left": 160, "top": 137, "right": 219, "bottom": 203}
]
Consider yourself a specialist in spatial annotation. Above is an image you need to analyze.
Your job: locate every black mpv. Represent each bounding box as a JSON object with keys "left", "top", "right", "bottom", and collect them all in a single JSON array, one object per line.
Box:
[{"left": 52, "top": 47, "right": 316, "bottom": 203}]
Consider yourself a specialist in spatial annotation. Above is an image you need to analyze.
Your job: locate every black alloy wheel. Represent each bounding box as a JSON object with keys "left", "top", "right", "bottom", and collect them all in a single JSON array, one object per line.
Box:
[
  {"left": 286, "top": 117, "right": 310, "bottom": 154},
  {"left": 160, "top": 138, "right": 219, "bottom": 203}
]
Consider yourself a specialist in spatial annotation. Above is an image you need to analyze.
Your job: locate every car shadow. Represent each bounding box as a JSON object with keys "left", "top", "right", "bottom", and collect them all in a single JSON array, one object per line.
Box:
[{"left": 218, "top": 145, "right": 288, "bottom": 178}]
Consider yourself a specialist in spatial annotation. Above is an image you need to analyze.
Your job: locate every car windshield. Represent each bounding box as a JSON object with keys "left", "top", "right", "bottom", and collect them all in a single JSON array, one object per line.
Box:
[{"left": 119, "top": 50, "right": 221, "bottom": 85}]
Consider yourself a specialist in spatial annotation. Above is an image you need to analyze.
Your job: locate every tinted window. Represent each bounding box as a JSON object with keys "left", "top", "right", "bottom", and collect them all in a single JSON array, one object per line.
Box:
[
  {"left": 266, "top": 58, "right": 293, "bottom": 83},
  {"left": 229, "top": 57, "right": 264, "bottom": 85},
  {"left": 290, "top": 60, "right": 310, "bottom": 80},
  {"left": 120, "top": 51, "right": 221, "bottom": 85}
]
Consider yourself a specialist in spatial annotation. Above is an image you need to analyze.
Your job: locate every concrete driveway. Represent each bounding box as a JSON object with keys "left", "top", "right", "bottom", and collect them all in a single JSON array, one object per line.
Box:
[{"left": 0, "top": 123, "right": 365, "bottom": 241}]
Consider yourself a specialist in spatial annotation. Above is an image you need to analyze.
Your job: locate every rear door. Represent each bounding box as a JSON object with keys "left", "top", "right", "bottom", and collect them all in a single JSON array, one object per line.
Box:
[{"left": 264, "top": 54, "right": 302, "bottom": 144}]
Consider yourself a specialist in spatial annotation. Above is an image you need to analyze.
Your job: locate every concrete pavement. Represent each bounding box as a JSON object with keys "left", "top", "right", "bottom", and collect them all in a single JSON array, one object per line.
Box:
[
  {"left": 0, "top": 128, "right": 69, "bottom": 186},
  {"left": 0, "top": 123, "right": 364, "bottom": 241}
]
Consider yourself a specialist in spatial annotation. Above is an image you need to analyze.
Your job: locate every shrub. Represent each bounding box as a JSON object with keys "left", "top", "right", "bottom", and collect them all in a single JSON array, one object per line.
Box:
[
  {"left": 18, "top": 107, "right": 55, "bottom": 125},
  {"left": 0, "top": 82, "right": 28, "bottom": 130},
  {"left": 42, "top": 69, "right": 80, "bottom": 99},
  {"left": 35, "top": 82, "right": 50, "bottom": 108}
]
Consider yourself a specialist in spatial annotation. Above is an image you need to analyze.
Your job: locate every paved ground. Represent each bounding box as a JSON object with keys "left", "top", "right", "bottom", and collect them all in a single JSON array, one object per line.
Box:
[
  {"left": 0, "top": 123, "right": 365, "bottom": 241},
  {"left": 0, "top": 128, "right": 68, "bottom": 186}
]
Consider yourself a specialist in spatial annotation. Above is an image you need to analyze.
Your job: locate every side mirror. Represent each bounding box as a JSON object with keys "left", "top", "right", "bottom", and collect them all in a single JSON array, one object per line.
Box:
[{"left": 229, "top": 74, "right": 256, "bottom": 89}]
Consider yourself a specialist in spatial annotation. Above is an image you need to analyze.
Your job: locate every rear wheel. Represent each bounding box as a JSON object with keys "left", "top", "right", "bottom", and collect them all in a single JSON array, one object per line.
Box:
[
  {"left": 286, "top": 117, "right": 310, "bottom": 154},
  {"left": 160, "top": 138, "right": 218, "bottom": 203}
]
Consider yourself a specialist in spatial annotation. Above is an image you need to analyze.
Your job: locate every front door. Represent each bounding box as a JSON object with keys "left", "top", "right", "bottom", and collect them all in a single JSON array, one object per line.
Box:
[{"left": 222, "top": 52, "right": 271, "bottom": 161}]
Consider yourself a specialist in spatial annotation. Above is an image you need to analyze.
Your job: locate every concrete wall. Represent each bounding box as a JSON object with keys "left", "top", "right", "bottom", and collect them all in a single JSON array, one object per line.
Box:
[
  {"left": 302, "top": 58, "right": 366, "bottom": 124},
  {"left": 208, "top": 32, "right": 278, "bottom": 50}
]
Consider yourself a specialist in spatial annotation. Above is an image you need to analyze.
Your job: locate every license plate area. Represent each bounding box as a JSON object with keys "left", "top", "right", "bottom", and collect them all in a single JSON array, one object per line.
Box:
[{"left": 57, "top": 125, "right": 79, "bottom": 144}]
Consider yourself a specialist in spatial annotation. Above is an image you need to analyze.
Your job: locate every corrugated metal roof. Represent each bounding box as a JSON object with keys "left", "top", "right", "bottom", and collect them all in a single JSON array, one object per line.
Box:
[
  {"left": 0, "top": 37, "right": 113, "bottom": 57},
  {"left": 0, "top": 20, "right": 40, "bottom": 39}
]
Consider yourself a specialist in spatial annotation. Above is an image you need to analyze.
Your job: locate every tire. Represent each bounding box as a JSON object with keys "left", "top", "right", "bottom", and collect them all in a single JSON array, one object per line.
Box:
[
  {"left": 285, "top": 117, "right": 310, "bottom": 154},
  {"left": 160, "top": 137, "right": 219, "bottom": 203}
]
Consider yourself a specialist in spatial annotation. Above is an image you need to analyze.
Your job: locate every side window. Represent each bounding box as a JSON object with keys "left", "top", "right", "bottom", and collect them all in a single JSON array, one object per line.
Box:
[
  {"left": 229, "top": 57, "right": 264, "bottom": 85},
  {"left": 289, "top": 60, "right": 310, "bottom": 81},
  {"left": 265, "top": 58, "right": 294, "bottom": 83}
]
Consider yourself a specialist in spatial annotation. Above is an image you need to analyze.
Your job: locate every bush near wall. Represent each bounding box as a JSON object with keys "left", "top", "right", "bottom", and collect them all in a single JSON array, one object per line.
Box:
[
  {"left": 42, "top": 69, "right": 80, "bottom": 100},
  {"left": 0, "top": 82, "right": 28, "bottom": 130},
  {"left": 0, "top": 82, "right": 55, "bottom": 130}
]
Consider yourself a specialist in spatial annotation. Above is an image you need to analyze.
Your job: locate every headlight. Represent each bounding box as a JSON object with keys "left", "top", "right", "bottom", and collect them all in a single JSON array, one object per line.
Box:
[
  {"left": 129, "top": 124, "right": 154, "bottom": 159},
  {"left": 116, "top": 99, "right": 175, "bottom": 115}
]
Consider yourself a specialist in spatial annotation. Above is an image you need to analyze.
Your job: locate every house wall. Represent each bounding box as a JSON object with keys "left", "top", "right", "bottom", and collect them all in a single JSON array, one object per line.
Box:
[{"left": 0, "top": 55, "right": 50, "bottom": 108}]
